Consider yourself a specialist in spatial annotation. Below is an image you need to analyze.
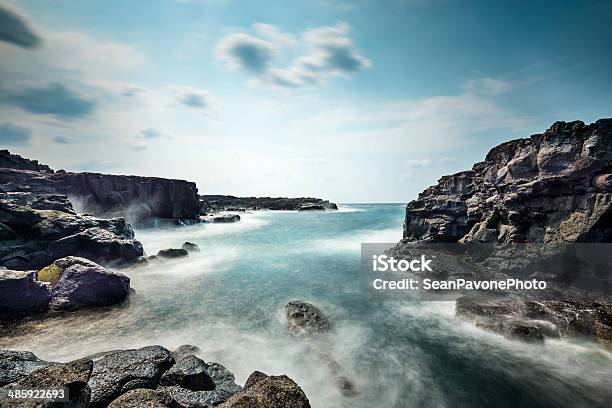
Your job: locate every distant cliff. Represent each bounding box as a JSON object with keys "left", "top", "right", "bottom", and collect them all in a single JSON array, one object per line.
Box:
[
  {"left": 402, "top": 118, "right": 612, "bottom": 244},
  {"left": 0, "top": 150, "right": 200, "bottom": 222},
  {"left": 201, "top": 195, "right": 338, "bottom": 211}
]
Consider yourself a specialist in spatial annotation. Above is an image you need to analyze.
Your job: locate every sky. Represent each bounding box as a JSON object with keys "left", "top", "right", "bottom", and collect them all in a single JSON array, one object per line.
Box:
[{"left": 0, "top": 0, "right": 611, "bottom": 203}]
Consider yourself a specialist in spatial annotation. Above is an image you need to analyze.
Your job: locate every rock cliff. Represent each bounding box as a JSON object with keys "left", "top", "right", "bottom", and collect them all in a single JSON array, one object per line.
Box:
[
  {"left": 201, "top": 195, "right": 338, "bottom": 211},
  {"left": 402, "top": 118, "right": 612, "bottom": 244},
  {"left": 0, "top": 150, "right": 201, "bottom": 222}
]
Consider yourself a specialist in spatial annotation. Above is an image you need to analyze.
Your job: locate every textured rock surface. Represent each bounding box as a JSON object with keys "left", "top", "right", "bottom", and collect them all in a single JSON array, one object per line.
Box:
[
  {"left": 402, "top": 119, "right": 612, "bottom": 244},
  {"left": 0, "top": 150, "right": 201, "bottom": 222},
  {"left": 159, "top": 355, "right": 215, "bottom": 391},
  {"left": 0, "top": 192, "right": 143, "bottom": 270},
  {"left": 0, "top": 350, "right": 54, "bottom": 386},
  {"left": 0, "top": 269, "right": 50, "bottom": 318},
  {"left": 107, "top": 388, "right": 174, "bottom": 408},
  {"left": 1, "top": 357, "right": 93, "bottom": 407},
  {"left": 157, "top": 248, "right": 189, "bottom": 259},
  {"left": 218, "top": 373, "right": 310, "bottom": 408},
  {"left": 88, "top": 345, "right": 175, "bottom": 408},
  {"left": 43, "top": 256, "right": 130, "bottom": 311},
  {"left": 285, "top": 301, "right": 331, "bottom": 335},
  {"left": 202, "top": 195, "right": 337, "bottom": 211}
]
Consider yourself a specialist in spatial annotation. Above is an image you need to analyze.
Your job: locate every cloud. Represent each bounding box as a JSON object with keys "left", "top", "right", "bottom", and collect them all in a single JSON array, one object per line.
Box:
[
  {"left": 53, "top": 136, "right": 74, "bottom": 144},
  {"left": 0, "top": 122, "right": 31, "bottom": 145},
  {"left": 171, "top": 86, "right": 217, "bottom": 114},
  {"left": 406, "top": 158, "right": 433, "bottom": 167},
  {"left": 215, "top": 22, "right": 370, "bottom": 88},
  {"left": 1, "top": 83, "right": 95, "bottom": 119},
  {"left": 70, "top": 160, "right": 120, "bottom": 172},
  {"left": 463, "top": 77, "right": 513, "bottom": 95},
  {"left": 140, "top": 128, "right": 166, "bottom": 139},
  {"left": 0, "top": 4, "right": 41, "bottom": 48}
]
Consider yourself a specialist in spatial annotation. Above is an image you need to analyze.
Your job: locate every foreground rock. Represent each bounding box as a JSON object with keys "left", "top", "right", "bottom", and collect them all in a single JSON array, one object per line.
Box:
[
  {"left": 0, "top": 191, "right": 143, "bottom": 270},
  {"left": 0, "top": 354, "right": 93, "bottom": 407},
  {"left": 0, "top": 257, "right": 130, "bottom": 320},
  {"left": 42, "top": 256, "right": 131, "bottom": 312},
  {"left": 201, "top": 195, "right": 337, "bottom": 212},
  {"left": 285, "top": 301, "right": 331, "bottom": 335},
  {"left": 0, "top": 345, "right": 309, "bottom": 408},
  {"left": 219, "top": 372, "right": 310, "bottom": 408}
]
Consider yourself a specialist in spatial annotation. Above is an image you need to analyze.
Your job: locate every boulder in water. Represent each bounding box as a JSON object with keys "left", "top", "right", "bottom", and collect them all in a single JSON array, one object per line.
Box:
[
  {"left": 157, "top": 248, "right": 189, "bottom": 258},
  {"left": 159, "top": 355, "right": 215, "bottom": 391},
  {"left": 285, "top": 300, "right": 331, "bottom": 335},
  {"left": 218, "top": 373, "right": 310, "bottom": 408},
  {"left": 182, "top": 242, "right": 200, "bottom": 252},
  {"left": 0, "top": 268, "right": 50, "bottom": 318}
]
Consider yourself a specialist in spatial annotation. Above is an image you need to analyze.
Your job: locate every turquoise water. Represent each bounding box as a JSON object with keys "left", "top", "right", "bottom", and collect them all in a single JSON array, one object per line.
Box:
[{"left": 2, "top": 204, "right": 611, "bottom": 407}]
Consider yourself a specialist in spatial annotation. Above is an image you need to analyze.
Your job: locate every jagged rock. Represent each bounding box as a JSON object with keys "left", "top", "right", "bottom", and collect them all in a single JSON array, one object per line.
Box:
[
  {"left": 402, "top": 119, "right": 612, "bottom": 245},
  {"left": 87, "top": 345, "right": 175, "bottom": 408},
  {"left": 39, "top": 257, "right": 130, "bottom": 311},
  {"left": 0, "top": 192, "right": 143, "bottom": 270},
  {"left": 244, "top": 371, "right": 268, "bottom": 389},
  {"left": 201, "top": 195, "right": 337, "bottom": 211},
  {"left": 218, "top": 374, "right": 310, "bottom": 408},
  {"left": 0, "top": 269, "right": 50, "bottom": 318},
  {"left": 107, "top": 388, "right": 174, "bottom": 408},
  {"left": 159, "top": 355, "right": 215, "bottom": 391},
  {"left": 159, "top": 361, "right": 242, "bottom": 407},
  {"left": 285, "top": 301, "right": 331, "bottom": 335},
  {"left": 0, "top": 350, "right": 54, "bottom": 386},
  {"left": 182, "top": 242, "right": 200, "bottom": 252},
  {"left": 2, "top": 358, "right": 93, "bottom": 407},
  {"left": 157, "top": 248, "right": 189, "bottom": 258},
  {"left": 0, "top": 150, "right": 52, "bottom": 172}
]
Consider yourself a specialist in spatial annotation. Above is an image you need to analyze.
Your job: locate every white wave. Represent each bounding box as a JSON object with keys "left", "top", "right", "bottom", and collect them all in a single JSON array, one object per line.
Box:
[{"left": 308, "top": 227, "right": 402, "bottom": 253}]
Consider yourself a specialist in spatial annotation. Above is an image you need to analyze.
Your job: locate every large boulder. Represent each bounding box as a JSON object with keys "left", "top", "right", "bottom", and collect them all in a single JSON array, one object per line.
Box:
[
  {"left": 87, "top": 345, "right": 175, "bottom": 408},
  {"left": 157, "top": 248, "right": 189, "bottom": 259},
  {"left": 218, "top": 373, "right": 310, "bottom": 408},
  {"left": 285, "top": 301, "right": 331, "bottom": 335},
  {"left": 0, "top": 350, "right": 54, "bottom": 386},
  {"left": 39, "top": 257, "right": 130, "bottom": 311},
  {"left": 0, "top": 269, "right": 50, "bottom": 318},
  {"left": 159, "top": 355, "right": 215, "bottom": 391},
  {"left": 1, "top": 357, "right": 93, "bottom": 407}
]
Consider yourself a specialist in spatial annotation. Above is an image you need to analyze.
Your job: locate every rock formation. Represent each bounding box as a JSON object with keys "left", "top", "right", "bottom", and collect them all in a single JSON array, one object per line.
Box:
[
  {"left": 0, "top": 256, "right": 131, "bottom": 320},
  {"left": 402, "top": 119, "right": 612, "bottom": 244},
  {"left": 0, "top": 345, "right": 310, "bottom": 408},
  {"left": 0, "top": 150, "right": 201, "bottom": 223},
  {"left": 394, "top": 118, "right": 612, "bottom": 346},
  {"left": 0, "top": 192, "right": 143, "bottom": 270},
  {"left": 201, "top": 195, "right": 338, "bottom": 212}
]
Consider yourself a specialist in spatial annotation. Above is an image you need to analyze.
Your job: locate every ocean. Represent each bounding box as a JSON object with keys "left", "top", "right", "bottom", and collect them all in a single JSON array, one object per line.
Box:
[{"left": 2, "top": 204, "right": 611, "bottom": 408}]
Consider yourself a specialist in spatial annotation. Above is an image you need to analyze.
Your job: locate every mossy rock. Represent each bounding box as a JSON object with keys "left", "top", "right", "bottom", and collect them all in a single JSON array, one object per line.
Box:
[{"left": 38, "top": 263, "right": 63, "bottom": 283}]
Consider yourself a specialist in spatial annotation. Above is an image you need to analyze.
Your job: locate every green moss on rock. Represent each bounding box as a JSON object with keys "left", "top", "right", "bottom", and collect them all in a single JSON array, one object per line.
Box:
[{"left": 38, "top": 263, "right": 63, "bottom": 283}]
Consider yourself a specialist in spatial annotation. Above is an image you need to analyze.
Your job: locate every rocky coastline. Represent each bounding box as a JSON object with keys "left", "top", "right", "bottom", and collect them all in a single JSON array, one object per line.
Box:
[
  {"left": 392, "top": 118, "right": 612, "bottom": 346},
  {"left": 200, "top": 195, "right": 338, "bottom": 212}
]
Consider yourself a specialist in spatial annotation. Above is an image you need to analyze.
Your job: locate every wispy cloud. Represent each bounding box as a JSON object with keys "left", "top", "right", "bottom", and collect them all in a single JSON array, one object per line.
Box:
[
  {"left": 0, "top": 4, "right": 41, "bottom": 48},
  {"left": 215, "top": 22, "right": 370, "bottom": 88},
  {"left": 0, "top": 122, "right": 31, "bottom": 145},
  {"left": 0, "top": 83, "right": 95, "bottom": 119}
]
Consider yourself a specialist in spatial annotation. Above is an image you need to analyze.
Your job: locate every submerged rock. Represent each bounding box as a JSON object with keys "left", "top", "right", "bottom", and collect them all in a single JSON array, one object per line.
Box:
[
  {"left": 297, "top": 204, "right": 326, "bottom": 211},
  {"left": 157, "top": 248, "right": 189, "bottom": 258},
  {"left": 218, "top": 373, "right": 310, "bottom": 408},
  {"left": 88, "top": 345, "right": 175, "bottom": 408},
  {"left": 285, "top": 301, "right": 331, "bottom": 335},
  {"left": 182, "top": 242, "right": 201, "bottom": 252},
  {"left": 201, "top": 214, "right": 241, "bottom": 223},
  {"left": 172, "top": 344, "right": 201, "bottom": 361}
]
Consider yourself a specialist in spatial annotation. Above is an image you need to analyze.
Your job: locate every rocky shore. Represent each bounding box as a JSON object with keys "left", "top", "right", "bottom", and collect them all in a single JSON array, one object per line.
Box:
[
  {"left": 0, "top": 344, "right": 310, "bottom": 407},
  {"left": 392, "top": 118, "right": 612, "bottom": 346},
  {"left": 201, "top": 195, "right": 338, "bottom": 212}
]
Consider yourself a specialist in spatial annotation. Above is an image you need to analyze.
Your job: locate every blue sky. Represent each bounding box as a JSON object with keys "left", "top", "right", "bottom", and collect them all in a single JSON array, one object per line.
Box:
[{"left": 1, "top": 0, "right": 611, "bottom": 202}]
